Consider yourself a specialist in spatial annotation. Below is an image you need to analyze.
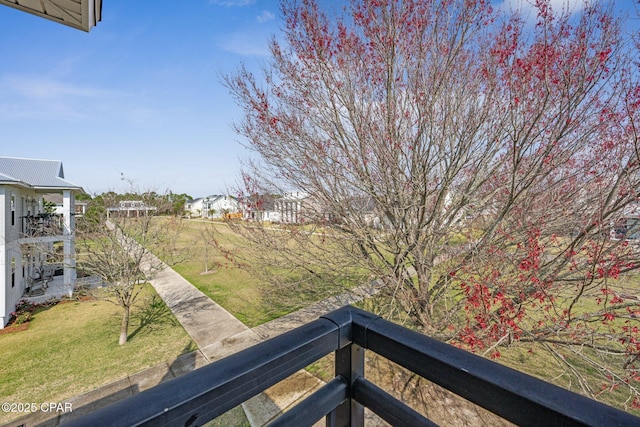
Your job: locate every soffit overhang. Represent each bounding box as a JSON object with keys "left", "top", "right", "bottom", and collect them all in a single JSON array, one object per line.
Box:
[{"left": 0, "top": 0, "right": 102, "bottom": 32}]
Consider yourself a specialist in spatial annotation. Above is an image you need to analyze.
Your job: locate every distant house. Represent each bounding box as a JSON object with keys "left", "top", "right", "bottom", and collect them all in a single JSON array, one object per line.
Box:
[
  {"left": 107, "top": 200, "right": 157, "bottom": 217},
  {"left": 276, "top": 191, "right": 310, "bottom": 223},
  {"left": 186, "top": 195, "right": 239, "bottom": 219},
  {"left": 0, "top": 157, "right": 83, "bottom": 328},
  {"left": 240, "top": 191, "right": 332, "bottom": 224},
  {"left": 44, "top": 193, "right": 87, "bottom": 217},
  {"left": 612, "top": 203, "right": 640, "bottom": 241},
  {"left": 203, "top": 195, "right": 239, "bottom": 219},
  {"left": 240, "top": 194, "right": 281, "bottom": 222},
  {"left": 185, "top": 197, "right": 205, "bottom": 218}
]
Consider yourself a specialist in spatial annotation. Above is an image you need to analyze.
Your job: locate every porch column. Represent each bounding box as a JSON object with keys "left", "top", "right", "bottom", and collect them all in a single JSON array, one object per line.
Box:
[{"left": 62, "top": 190, "right": 76, "bottom": 295}]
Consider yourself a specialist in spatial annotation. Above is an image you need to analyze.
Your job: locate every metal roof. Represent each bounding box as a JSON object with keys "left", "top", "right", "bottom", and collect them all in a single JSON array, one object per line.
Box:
[
  {"left": 0, "top": 0, "right": 102, "bottom": 32},
  {"left": 0, "top": 157, "right": 83, "bottom": 191}
]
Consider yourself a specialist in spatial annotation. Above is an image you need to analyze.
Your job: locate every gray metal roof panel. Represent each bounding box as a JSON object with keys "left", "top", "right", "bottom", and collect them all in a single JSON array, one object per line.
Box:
[
  {"left": 0, "top": 172, "right": 19, "bottom": 182},
  {"left": 0, "top": 157, "right": 82, "bottom": 190}
]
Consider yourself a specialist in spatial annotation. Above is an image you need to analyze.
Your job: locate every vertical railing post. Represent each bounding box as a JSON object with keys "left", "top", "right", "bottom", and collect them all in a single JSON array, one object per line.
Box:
[{"left": 327, "top": 343, "right": 365, "bottom": 427}]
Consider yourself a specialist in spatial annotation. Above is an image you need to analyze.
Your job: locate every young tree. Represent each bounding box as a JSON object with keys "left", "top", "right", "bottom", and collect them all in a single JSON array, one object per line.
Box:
[
  {"left": 197, "top": 220, "right": 219, "bottom": 274},
  {"left": 76, "top": 191, "right": 184, "bottom": 345},
  {"left": 225, "top": 0, "right": 640, "bottom": 408}
]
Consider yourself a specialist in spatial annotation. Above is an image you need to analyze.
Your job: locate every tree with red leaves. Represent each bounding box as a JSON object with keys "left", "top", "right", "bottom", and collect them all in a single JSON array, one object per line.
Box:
[{"left": 225, "top": 0, "right": 640, "bottom": 411}]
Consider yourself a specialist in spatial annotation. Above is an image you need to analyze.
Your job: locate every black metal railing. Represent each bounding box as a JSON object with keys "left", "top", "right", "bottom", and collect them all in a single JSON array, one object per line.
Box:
[{"left": 63, "top": 306, "right": 640, "bottom": 426}]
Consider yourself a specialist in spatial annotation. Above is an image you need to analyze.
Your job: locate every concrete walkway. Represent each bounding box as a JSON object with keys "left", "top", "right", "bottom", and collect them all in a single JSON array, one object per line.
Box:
[
  {"left": 147, "top": 264, "right": 249, "bottom": 361},
  {"left": 141, "top": 263, "right": 382, "bottom": 426},
  {"left": 147, "top": 260, "right": 382, "bottom": 425},
  {"left": 152, "top": 265, "right": 383, "bottom": 425},
  {"left": 7, "top": 256, "right": 382, "bottom": 426}
]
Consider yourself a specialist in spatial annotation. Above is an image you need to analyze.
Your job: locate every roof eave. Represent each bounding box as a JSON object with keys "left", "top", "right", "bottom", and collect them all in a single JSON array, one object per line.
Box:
[
  {"left": 1, "top": 182, "right": 86, "bottom": 193},
  {"left": 0, "top": 180, "right": 31, "bottom": 189},
  {"left": 0, "top": 0, "right": 102, "bottom": 32},
  {"left": 32, "top": 186, "right": 86, "bottom": 193}
]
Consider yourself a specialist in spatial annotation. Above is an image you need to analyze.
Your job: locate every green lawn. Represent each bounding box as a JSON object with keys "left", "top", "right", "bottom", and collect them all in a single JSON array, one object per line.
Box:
[
  {"left": 0, "top": 285, "right": 196, "bottom": 424},
  {"left": 1, "top": 218, "right": 351, "bottom": 424},
  {"left": 0, "top": 218, "right": 351, "bottom": 424},
  {"left": 171, "top": 220, "right": 270, "bottom": 326},
  {"left": 172, "top": 219, "right": 365, "bottom": 326}
]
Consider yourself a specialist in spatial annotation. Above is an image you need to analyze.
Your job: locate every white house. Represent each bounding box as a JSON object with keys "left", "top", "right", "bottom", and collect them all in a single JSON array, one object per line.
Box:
[
  {"left": 240, "top": 194, "right": 281, "bottom": 222},
  {"left": 241, "top": 191, "right": 336, "bottom": 224},
  {"left": 276, "top": 191, "right": 310, "bottom": 223},
  {"left": 106, "top": 200, "right": 157, "bottom": 217},
  {"left": 185, "top": 197, "right": 206, "bottom": 218},
  {"left": 0, "top": 157, "right": 83, "bottom": 328},
  {"left": 204, "top": 195, "right": 239, "bottom": 219},
  {"left": 186, "top": 195, "right": 239, "bottom": 219}
]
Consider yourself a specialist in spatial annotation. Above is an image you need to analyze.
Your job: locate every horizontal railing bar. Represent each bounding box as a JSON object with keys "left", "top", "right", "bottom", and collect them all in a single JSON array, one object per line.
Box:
[
  {"left": 350, "top": 308, "right": 640, "bottom": 427},
  {"left": 266, "top": 376, "right": 348, "bottom": 427},
  {"left": 64, "top": 318, "right": 341, "bottom": 427},
  {"left": 352, "top": 377, "right": 438, "bottom": 427},
  {"left": 60, "top": 305, "right": 640, "bottom": 427}
]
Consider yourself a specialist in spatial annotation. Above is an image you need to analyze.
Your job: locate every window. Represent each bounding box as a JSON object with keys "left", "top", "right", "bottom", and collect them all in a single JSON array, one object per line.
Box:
[
  {"left": 11, "top": 195, "right": 15, "bottom": 226},
  {"left": 11, "top": 258, "right": 16, "bottom": 288}
]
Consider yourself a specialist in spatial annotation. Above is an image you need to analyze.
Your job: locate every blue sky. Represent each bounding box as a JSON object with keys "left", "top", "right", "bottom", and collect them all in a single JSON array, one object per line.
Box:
[
  {"left": 0, "top": 1, "right": 637, "bottom": 198},
  {"left": 0, "top": 0, "right": 280, "bottom": 197}
]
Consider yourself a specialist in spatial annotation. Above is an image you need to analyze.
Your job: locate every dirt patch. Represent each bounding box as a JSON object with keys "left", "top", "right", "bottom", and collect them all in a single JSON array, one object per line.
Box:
[{"left": 0, "top": 322, "right": 30, "bottom": 335}]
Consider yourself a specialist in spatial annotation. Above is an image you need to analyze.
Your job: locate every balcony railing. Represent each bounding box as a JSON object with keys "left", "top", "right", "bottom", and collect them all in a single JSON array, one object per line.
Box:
[
  {"left": 21, "top": 214, "right": 64, "bottom": 237},
  {"left": 64, "top": 305, "right": 640, "bottom": 426}
]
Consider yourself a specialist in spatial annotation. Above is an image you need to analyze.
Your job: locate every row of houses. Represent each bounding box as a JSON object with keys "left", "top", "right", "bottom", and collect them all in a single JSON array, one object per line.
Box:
[{"left": 184, "top": 191, "right": 312, "bottom": 223}]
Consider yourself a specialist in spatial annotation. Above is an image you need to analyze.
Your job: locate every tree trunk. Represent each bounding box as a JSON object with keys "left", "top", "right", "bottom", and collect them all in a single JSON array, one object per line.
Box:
[{"left": 119, "top": 304, "right": 130, "bottom": 345}]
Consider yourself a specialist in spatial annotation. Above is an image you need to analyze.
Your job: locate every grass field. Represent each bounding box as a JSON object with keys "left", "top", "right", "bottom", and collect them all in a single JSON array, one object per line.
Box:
[
  {"left": 170, "top": 219, "right": 364, "bottom": 326},
  {"left": 170, "top": 219, "right": 271, "bottom": 326},
  {"left": 0, "top": 284, "right": 196, "bottom": 424}
]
